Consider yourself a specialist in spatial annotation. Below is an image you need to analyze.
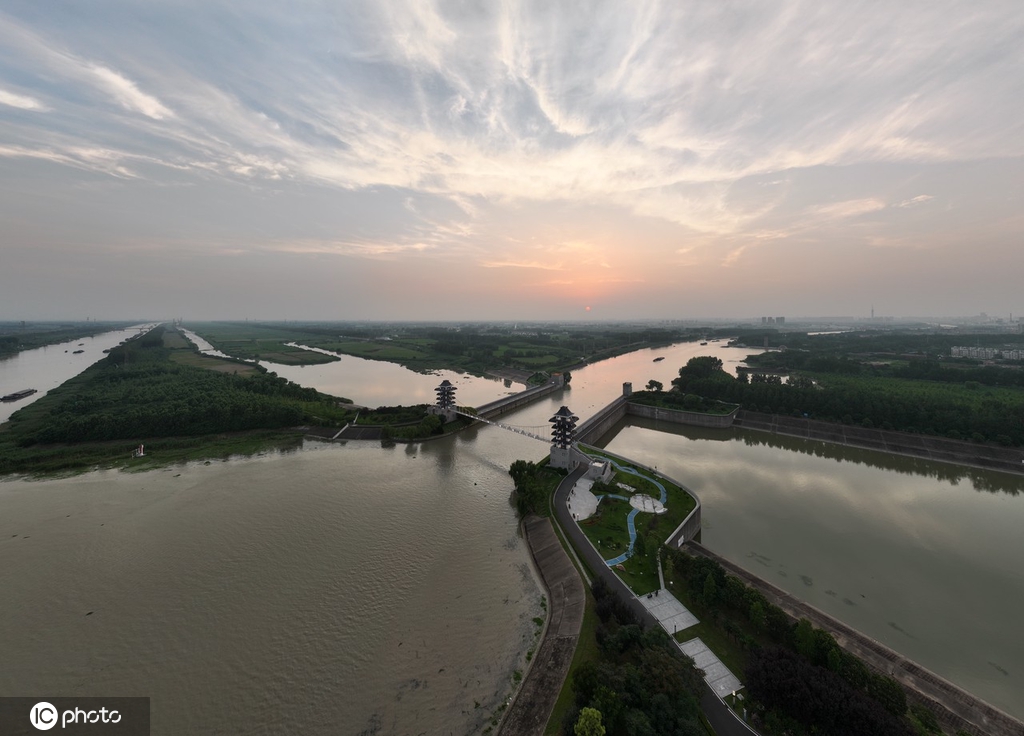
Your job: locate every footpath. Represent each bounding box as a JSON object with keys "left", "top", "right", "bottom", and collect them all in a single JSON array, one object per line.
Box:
[{"left": 499, "top": 515, "right": 585, "bottom": 736}]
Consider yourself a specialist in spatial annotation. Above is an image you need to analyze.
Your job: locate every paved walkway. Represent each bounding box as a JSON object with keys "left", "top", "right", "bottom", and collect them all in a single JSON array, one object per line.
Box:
[
  {"left": 637, "top": 588, "right": 699, "bottom": 635},
  {"left": 680, "top": 638, "right": 744, "bottom": 698},
  {"left": 629, "top": 494, "right": 665, "bottom": 513},
  {"left": 565, "top": 477, "right": 600, "bottom": 521}
]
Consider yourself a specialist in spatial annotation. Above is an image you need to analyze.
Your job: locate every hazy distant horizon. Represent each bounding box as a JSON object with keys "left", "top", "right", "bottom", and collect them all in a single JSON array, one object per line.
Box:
[
  {"left": 5, "top": 313, "right": 1021, "bottom": 328},
  {"left": 2, "top": 2, "right": 1022, "bottom": 321}
]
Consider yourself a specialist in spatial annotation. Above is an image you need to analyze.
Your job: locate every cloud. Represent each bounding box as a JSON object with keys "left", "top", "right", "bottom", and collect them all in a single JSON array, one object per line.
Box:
[
  {"left": 479, "top": 260, "right": 564, "bottom": 270},
  {"left": 87, "top": 65, "right": 173, "bottom": 120},
  {"left": 1, "top": 1, "right": 1023, "bottom": 319},
  {"left": 0, "top": 88, "right": 45, "bottom": 110},
  {"left": 896, "top": 194, "right": 933, "bottom": 208},
  {"left": 266, "top": 239, "right": 435, "bottom": 258},
  {"left": 810, "top": 199, "right": 887, "bottom": 220}
]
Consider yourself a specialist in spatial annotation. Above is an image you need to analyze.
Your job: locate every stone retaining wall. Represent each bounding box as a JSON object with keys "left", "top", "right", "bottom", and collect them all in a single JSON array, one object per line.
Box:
[
  {"left": 626, "top": 402, "right": 738, "bottom": 429},
  {"left": 734, "top": 410, "right": 1024, "bottom": 475}
]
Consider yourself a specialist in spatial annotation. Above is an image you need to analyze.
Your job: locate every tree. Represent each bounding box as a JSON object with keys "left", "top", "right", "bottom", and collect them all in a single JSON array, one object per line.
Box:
[
  {"left": 703, "top": 573, "right": 718, "bottom": 605},
  {"left": 646, "top": 379, "right": 663, "bottom": 392},
  {"left": 632, "top": 530, "right": 647, "bottom": 559},
  {"left": 575, "top": 707, "right": 606, "bottom": 736},
  {"left": 794, "top": 619, "right": 815, "bottom": 659},
  {"left": 749, "top": 600, "right": 766, "bottom": 632}
]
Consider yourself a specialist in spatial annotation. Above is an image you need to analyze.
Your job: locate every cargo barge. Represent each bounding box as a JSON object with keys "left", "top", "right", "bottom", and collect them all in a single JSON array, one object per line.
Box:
[{"left": 1, "top": 389, "right": 37, "bottom": 402}]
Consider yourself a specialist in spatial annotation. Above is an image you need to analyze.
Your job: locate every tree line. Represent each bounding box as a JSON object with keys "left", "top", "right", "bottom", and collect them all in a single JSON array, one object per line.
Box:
[
  {"left": 567, "top": 578, "right": 706, "bottom": 736},
  {"left": 668, "top": 550, "right": 915, "bottom": 736},
  {"left": 672, "top": 356, "right": 1024, "bottom": 445}
]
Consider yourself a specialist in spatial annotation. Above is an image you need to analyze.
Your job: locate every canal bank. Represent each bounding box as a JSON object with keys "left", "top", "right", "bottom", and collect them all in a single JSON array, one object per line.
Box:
[
  {"left": 684, "top": 542, "right": 1023, "bottom": 736},
  {"left": 734, "top": 410, "right": 1024, "bottom": 476}
]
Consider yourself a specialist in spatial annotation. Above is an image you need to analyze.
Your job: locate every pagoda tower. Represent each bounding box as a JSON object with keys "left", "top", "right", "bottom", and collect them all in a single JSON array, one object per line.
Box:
[
  {"left": 548, "top": 405, "right": 578, "bottom": 469},
  {"left": 431, "top": 380, "right": 457, "bottom": 422}
]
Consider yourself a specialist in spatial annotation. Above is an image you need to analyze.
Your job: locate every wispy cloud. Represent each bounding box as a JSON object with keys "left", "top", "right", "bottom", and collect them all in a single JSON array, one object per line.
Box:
[
  {"left": 896, "top": 194, "right": 933, "bottom": 208},
  {"left": 810, "top": 198, "right": 887, "bottom": 220},
  {"left": 88, "top": 65, "right": 173, "bottom": 120},
  {"left": 0, "top": 88, "right": 45, "bottom": 110},
  {"left": 480, "top": 260, "right": 564, "bottom": 270},
  {"left": 1, "top": 2, "right": 1022, "bottom": 318}
]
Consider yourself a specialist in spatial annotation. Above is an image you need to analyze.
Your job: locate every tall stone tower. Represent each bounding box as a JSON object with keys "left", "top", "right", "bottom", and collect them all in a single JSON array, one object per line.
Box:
[
  {"left": 549, "top": 405, "right": 578, "bottom": 470},
  {"left": 430, "top": 380, "right": 457, "bottom": 422}
]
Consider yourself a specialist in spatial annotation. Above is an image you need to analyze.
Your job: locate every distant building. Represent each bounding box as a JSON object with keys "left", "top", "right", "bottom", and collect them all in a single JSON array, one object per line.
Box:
[{"left": 950, "top": 346, "right": 1021, "bottom": 360}]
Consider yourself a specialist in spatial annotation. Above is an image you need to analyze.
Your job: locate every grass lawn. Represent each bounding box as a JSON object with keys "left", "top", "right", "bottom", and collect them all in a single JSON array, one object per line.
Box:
[
  {"left": 578, "top": 496, "right": 633, "bottom": 558},
  {"left": 169, "top": 350, "right": 259, "bottom": 376},
  {"left": 575, "top": 448, "right": 697, "bottom": 597}
]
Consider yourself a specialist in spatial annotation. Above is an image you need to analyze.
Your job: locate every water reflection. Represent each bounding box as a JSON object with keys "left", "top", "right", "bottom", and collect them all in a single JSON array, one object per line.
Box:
[
  {"left": 610, "top": 416, "right": 1024, "bottom": 496},
  {"left": 602, "top": 418, "right": 1024, "bottom": 719}
]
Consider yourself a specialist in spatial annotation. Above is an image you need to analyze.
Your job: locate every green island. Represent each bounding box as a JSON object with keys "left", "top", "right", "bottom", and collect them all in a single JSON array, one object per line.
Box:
[
  {"left": 182, "top": 322, "right": 340, "bottom": 365},
  {"left": 508, "top": 456, "right": 960, "bottom": 736},
  {"left": 183, "top": 321, "right": 708, "bottom": 376},
  {"left": 0, "top": 324, "right": 357, "bottom": 476}
]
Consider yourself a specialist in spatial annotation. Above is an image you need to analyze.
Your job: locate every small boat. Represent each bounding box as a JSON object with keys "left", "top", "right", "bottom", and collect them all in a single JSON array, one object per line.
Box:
[
  {"left": 700, "top": 341, "right": 708, "bottom": 345},
  {"left": 2, "top": 388, "right": 37, "bottom": 402},
  {"left": 73, "top": 349, "right": 85, "bottom": 354},
  {"left": 653, "top": 356, "right": 664, "bottom": 362}
]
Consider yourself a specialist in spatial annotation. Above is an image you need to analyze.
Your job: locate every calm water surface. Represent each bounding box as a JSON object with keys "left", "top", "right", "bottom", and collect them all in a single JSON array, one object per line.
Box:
[
  {"left": 0, "top": 438, "right": 544, "bottom": 735},
  {"left": 602, "top": 418, "right": 1024, "bottom": 719}
]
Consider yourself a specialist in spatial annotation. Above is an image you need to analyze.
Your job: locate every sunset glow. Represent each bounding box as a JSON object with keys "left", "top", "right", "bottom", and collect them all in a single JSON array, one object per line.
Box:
[{"left": 0, "top": 3, "right": 1021, "bottom": 319}]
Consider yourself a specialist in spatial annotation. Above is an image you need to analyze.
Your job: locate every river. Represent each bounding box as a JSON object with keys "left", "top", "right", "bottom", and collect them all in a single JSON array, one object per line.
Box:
[
  {"left": 0, "top": 325, "right": 152, "bottom": 424},
  {"left": 2, "top": 337, "right": 1022, "bottom": 728}
]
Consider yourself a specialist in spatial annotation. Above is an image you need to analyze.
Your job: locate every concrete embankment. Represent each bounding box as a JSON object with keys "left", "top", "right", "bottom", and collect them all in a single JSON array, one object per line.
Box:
[
  {"left": 685, "top": 542, "right": 1024, "bottom": 736},
  {"left": 499, "top": 514, "right": 584, "bottom": 736},
  {"left": 575, "top": 398, "right": 738, "bottom": 446},
  {"left": 734, "top": 410, "right": 1024, "bottom": 476},
  {"left": 476, "top": 377, "right": 564, "bottom": 420}
]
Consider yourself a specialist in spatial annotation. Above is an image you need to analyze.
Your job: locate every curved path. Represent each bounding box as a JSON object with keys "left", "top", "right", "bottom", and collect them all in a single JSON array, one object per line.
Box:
[
  {"left": 580, "top": 452, "right": 669, "bottom": 567},
  {"left": 552, "top": 466, "right": 754, "bottom": 736}
]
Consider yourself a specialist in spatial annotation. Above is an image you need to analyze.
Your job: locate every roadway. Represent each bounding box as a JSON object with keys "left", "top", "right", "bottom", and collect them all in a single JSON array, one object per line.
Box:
[{"left": 552, "top": 467, "right": 754, "bottom": 736}]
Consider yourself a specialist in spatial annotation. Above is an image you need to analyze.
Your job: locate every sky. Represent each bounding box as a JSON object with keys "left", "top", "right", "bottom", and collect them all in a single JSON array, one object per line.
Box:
[{"left": 1, "top": 1, "right": 1022, "bottom": 322}]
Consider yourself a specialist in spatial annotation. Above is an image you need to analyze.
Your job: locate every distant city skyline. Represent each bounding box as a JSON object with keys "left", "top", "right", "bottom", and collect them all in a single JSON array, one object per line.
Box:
[{"left": 1, "top": 2, "right": 1022, "bottom": 321}]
